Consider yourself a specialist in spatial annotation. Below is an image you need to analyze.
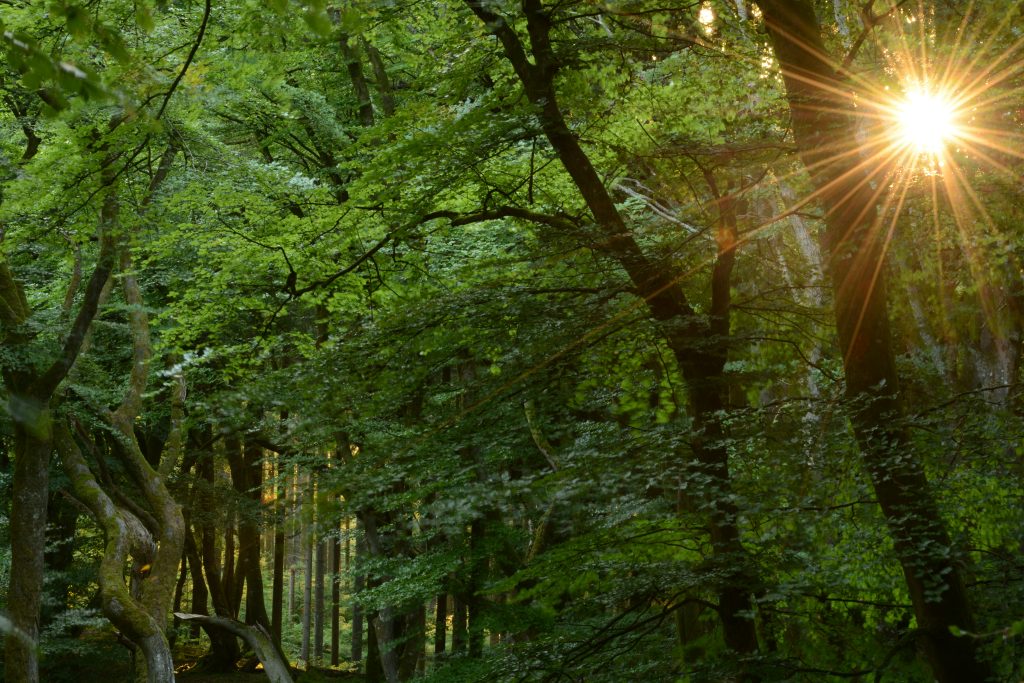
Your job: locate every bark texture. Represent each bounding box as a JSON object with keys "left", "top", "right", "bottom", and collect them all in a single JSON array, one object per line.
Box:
[{"left": 758, "top": 2, "right": 992, "bottom": 680}]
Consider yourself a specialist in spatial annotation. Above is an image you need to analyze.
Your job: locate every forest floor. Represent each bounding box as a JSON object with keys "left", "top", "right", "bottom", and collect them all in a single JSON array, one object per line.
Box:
[
  {"left": 173, "top": 635, "right": 365, "bottom": 681},
  {"left": 175, "top": 660, "right": 365, "bottom": 682},
  {"left": 177, "top": 666, "right": 365, "bottom": 682}
]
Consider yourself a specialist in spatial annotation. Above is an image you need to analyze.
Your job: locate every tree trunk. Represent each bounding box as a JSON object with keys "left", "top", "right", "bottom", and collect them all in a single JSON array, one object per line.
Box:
[
  {"left": 176, "top": 613, "right": 294, "bottom": 683},
  {"left": 331, "top": 533, "right": 340, "bottom": 666},
  {"left": 451, "top": 593, "right": 467, "bottom": 655},
  {"left": 230, "top": 438, "right": 271, "bottom": 632},
  {"left": 199, "top": 447, "right": 241, "bottom": 670},
  {"left": 351, "top": 523, "right": 364, "bottom": 663},
  {"left": 362, "top": 512, "right": 400, "bottom": 683},
  {"left": 467, "top": 519, "right": 485, "bottom": 658},
  {"left": 289, "top": 567, "right": 296, "bottom": 624},
  {"left": 185, "top": 525, "right": 209, "bottom": 638},
  {"left": 758, "top": 2, "right": 993, "bottom": 681},
  {"left": 173, "top": 551, "right": 189, "bottom": 619},
  {"left": 272, "top": 461, "right": 286, "bottom": 648},
  {"left": 399, "top": 606, "right": 426, "bottom": 680},
  {"left": 434, "top": 592, "right": 447, "bottom": 655},
  {"left": 5, "top": 424, "right": 52, "bottom": 683},
  {"left": 57, "top": 425, "right": 178, "bottom": 683},
  {"left": 301, "top": 485, "right": 314, "bottom": 665},
  {"left": 223, "top": 509, "right": 239, "bottom": 617},
  {"left": 0, "top": 134, "right": 119, "bottom": 679},
  {"left": 366, "top": 614, "right": 383, "bottom": 683},
  {"left": 464, "top": 0, "right": 760, "bottom": 657},
  {"left": 314, "top": 535, "right": 326, "bottom": 662}
]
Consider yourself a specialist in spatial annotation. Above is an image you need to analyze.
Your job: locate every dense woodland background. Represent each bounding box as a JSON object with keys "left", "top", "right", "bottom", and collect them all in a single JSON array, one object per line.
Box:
[{"left": 0, "top": 0, "right": 1022, "bottom": 681}]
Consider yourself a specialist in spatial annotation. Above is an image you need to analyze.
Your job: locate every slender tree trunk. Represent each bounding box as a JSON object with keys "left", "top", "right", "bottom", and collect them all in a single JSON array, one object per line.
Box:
[
  {"left": 223, "top": 510, "right": 238, "bottom": 617},
  {"left": 314, "top": 535, "right": 326, "bottom": 662},
  {"left": 759, "top": 2, "right": 993, "bottom": 681},
  {"left": 173, "top": 552, "right": 189, "bottom": 618},
  {"left": 331, "top": 533, "right": 340, "bottom": 666},
  {"left": 231, "top": 439, "right": 271, "bottom": 632},
  {"left": 434, "top": 592, "right": 447, "bottom": 655},
  {"left": 351, "top": 524, "right": 364, "bottom": 664},
  {"left": 289, "top": 567, "right": 296, "bottom": 624},
  {"left": 272, "top": 457, "right": 286, "bottom": 648},
  {"left": 199, "top": 450, "right": 241, "bottom": 670},
  {"left": 301, "top": 480, "right": 314, "bottom": 665},
  {"left": 467, "top": 519, "right": 485, "bottom": 658},
  {"left": 186, "top": 526, "right": 209, "bottom": 638}
]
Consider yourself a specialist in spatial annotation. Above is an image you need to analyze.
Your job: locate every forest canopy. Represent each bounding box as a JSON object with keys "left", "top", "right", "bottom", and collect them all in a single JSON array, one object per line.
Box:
[{"left": 0, "top": 0, "right": 1022, "bottom": 681}]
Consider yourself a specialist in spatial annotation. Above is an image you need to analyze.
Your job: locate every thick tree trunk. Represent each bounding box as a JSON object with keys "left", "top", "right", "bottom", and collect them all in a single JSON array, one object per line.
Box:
[
  {"left": 758, "top": 2, "right": 993, "bottom": 681},
  {"left": 6, "top": 424, "right": 52, "bottom": 683},
  {"left": 451, "top": 594, "right": 467, "bottom": 654},
  {"left": 0, "top": 140, "right": 117, "bottom": 680},
  {"left": 365, "top": 615, "right": 383, "bottom": 683},
  {"left": 57, "top": 425, "right": 177, "bottom": 683},
  {"left": 399, "top": 606, "right": 426, "bottom": 680},
  {"left": 361, "top": 513, "right": 400, "bottom": 683}
]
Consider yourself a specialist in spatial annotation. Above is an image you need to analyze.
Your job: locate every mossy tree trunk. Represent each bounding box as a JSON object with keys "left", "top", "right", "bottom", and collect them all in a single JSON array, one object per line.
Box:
[
  {"left": 56, "top": 232, "right": 186, "bottom": 682},
  {"left": 1, "top": 137, "right": 120, "bottom": 681}
]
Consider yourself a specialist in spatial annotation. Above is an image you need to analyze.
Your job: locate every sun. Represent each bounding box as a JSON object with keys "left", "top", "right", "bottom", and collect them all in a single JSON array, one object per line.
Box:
[{"left": 893, "top": 89, "right": 960, "bottom": 155}]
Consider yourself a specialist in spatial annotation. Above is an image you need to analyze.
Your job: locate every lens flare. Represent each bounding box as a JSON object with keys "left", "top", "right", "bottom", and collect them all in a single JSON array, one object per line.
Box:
[{"left": 894, "top": 89, "right": 959, "bottom": 154}]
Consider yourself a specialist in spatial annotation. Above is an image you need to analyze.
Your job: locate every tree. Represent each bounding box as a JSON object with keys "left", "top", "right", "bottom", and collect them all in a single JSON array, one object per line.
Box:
[
  {"left": 2, "top": 1, "right": 1022, "bottom": 681},
  {"left": 759, "top": 1, "right": 994, "bottom": 679}
]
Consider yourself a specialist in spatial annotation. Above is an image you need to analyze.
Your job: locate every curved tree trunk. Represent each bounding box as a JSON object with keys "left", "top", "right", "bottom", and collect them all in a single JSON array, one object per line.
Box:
[
  {"left": 57, "top": 425, "right": 175, "bottom": 683},
  {"left": 464, "top": 0, "right": 760, "bottom": 659},
  {"left": 52, "top": 231, "right": 185, "bottom": 682},
  {"left": 175, "top": 613, "right": 293, "bottom": 683}
]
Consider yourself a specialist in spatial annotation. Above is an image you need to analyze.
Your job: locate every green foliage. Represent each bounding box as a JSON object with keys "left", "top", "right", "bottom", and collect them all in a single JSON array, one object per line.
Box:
[{"left": 1, "top": 0, "right": 1022, "bottom": 680}]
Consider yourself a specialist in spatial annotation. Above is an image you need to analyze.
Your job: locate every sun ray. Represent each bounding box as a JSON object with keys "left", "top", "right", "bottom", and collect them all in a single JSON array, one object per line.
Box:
[
  {"left": 844, "top": 159, "right": 917, "bottom": 366},
  {"left": 940, "top": 162, "right": 1006, "bottom": 347}
]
